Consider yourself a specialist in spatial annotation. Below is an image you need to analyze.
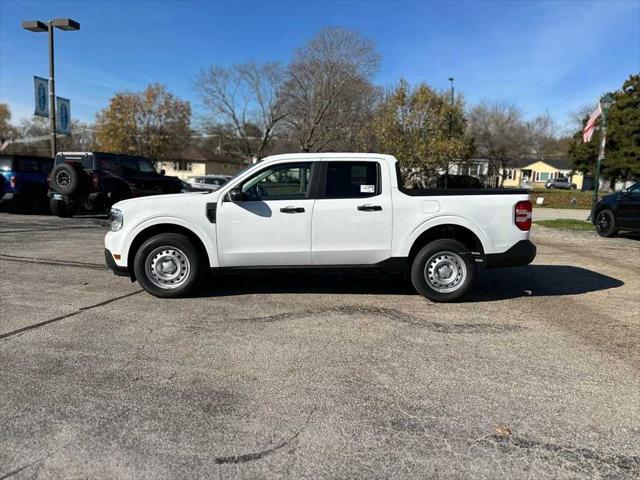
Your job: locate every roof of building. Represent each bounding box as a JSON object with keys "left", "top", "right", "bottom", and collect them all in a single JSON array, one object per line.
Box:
[{"left": 507, "top": 158, "right": 573, "bottom": 170}]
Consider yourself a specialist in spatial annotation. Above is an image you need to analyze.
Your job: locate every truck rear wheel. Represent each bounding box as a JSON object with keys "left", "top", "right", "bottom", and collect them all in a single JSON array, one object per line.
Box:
[
  {"left": 410, "top": 239, "right": 475, "bottom": 302},
  {"left": 133, "top": 233, "right": 203, "bottom": 298}
]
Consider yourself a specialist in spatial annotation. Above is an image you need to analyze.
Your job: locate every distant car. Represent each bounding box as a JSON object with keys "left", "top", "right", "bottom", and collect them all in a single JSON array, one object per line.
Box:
[
  {"left": 593, "top": 182, "right": 640, "bottom": 237},
  {"left": 48, "top": 152, "right": 184, "bottom": 217},
  {"left": 545, "top": 177, "right": 577, "bottom": 190},
  {"left": 186, "top": 175, "right": 232, "bottom": 192},
  {"left": 0, "top": 154, "right": 53, "bottom": 211}
]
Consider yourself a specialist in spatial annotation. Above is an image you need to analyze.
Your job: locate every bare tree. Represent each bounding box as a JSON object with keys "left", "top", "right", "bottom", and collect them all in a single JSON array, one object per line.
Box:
[
  {"left": 282, "top": 27, "right": 381, "bottom": 152},
  {"left": 526, "top": 111, "right": 570, "bottom": 161},
  {"left": 194, "top": 61, "right": 287, "bottom": 160},
  {"left": 467, "top": 101, "right": 530, "bottom": 186}
]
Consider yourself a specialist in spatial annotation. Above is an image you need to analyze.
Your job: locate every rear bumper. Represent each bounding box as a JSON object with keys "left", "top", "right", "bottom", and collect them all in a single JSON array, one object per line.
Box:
[
  {"left": 484, "top": 240, "right": 536, "bottom": 268},
  {"left": 104, "top": 248, "right": 131, "bottom": 277}
]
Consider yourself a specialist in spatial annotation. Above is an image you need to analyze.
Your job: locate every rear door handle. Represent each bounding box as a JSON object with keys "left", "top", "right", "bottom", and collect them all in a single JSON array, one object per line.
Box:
[
  {"left": 280, "top": 206, "right": 305, "bottom": 213},
  {"left": 357, "top": 205, "right": 382, "bottom": 211}
]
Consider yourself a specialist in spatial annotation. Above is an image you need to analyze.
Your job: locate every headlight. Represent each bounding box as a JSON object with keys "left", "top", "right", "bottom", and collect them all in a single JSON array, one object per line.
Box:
[{"left": 109, "top": 208, "right": 123, "bottom": 231}]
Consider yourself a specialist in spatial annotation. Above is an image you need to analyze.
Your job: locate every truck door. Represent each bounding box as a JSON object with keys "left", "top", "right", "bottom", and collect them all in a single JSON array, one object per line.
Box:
[
  {"left": 312, "top": 159, "right": 392, "bottom": 265},
  {"left": 216, "top": 162, "right": 316, "bottom": 266}
]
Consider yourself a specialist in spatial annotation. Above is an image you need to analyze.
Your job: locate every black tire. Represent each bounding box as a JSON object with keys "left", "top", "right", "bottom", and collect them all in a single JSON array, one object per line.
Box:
[
  {"left": 410, "top": 239, "right": 475, "bottom": 302},
  {"left": 49, "top": 163, "right": 85, "bottom": 195},
  {"left": 49, "top": 198, "right": 73, "bottom": 217},
  {"left": 595, "top": 209, "right": 617, "bottom": 237},
  {"left": 569, "top": 185, "right": 577, "bottom": 190},
  {"left": 133, "top": 233, "right": 203, "bottom": 298}
]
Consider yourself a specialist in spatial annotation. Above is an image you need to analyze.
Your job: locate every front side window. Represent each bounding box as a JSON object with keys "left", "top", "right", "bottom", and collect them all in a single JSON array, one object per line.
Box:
[
  {"left": 242, "top": 163, "right": 311, "bottom": 201},
  {"left": 324, "top": 161, "right": 379, "bottom": 198},
  {"left": 119, "top": 156, "right": 156, "bottom": 175}
]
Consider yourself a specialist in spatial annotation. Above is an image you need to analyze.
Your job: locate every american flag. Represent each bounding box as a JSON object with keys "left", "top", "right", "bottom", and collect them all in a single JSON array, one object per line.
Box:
[{"left": 582, "top": 104, "right": 602, "bottom": 143}]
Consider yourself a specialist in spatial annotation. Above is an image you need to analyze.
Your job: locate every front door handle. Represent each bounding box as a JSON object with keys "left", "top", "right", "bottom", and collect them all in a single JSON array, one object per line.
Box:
[
  {"left": 357, "top": 205, "right": 382, "bottom": 212},
  {"left": 280, "top": 206, "right": 305, "bottom": 213}
]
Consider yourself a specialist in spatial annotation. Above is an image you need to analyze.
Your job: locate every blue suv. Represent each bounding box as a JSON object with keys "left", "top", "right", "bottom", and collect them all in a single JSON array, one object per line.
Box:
[{"left": 0, "top": 154, "right": 53, "bottom": 212}]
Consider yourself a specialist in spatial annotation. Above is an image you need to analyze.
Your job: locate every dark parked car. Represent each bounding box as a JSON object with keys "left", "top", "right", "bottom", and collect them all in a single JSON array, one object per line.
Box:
[
  {"left": 593, "top": 182, "right": 640, "bottom": 237},
  {"left": 0, "top": 154, "right": 53, "bottom": 211},
  {"left": 545, "top": 177, "right": 577, "bottom": 190},
  {"left": 48, "top": 152, "right": 184, "bottom": 217},
  {"left": 436, "top": 174, "right": 484, "bottom": 189}
]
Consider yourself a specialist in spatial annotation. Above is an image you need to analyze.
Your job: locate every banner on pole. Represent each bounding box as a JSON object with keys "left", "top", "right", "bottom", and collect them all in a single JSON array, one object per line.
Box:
[
  {"left": 56, "top": 97, "right": 71, "bottom": 135},
  {"left": 34, "top": 76, "right": 49, "bottom": 117}
]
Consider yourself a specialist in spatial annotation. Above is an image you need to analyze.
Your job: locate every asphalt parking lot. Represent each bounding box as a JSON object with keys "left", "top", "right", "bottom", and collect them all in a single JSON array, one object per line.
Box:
[{"left": 1, "top": 212, "right": 639, "bottom": 479}]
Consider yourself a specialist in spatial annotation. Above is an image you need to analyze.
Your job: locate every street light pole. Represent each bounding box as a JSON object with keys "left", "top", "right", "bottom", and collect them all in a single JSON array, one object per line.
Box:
[
  {"left": 444, "top": 77, "right": 454, "bottom": 189},
  {"left": 589, "top": 93, "right": 614, "bottom": 221},
  {"left": 22, "top": 18, "right": 80, "bottom": 159},
  {"left": 48, "top": 20, "right": 57, "bottom": 158}
]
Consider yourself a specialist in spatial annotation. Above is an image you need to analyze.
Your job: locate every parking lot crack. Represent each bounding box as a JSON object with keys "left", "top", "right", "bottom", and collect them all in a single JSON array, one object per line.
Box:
[
  {"left": 213, "top": 407, "right": 316, "bottom": 464},
  {"left": 0, "top": 253, "right": 107, "bottom": 270},
  {"left": 242, "top": 306, "right": 524, "bottom": 333},
  {"left": 487, "top": 434, "right": 640, "bottom": 475},
  {"left": 0, "top": 441, "right": 74, "bottom": 480},
  {"left": 0, "top": 291, "right": 143, "bottom": 340}
]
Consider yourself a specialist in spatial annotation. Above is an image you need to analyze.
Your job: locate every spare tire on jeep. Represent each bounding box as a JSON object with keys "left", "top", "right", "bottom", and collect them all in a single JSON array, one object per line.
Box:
[{"left": 49, "top": 163, "right": 87, "bottom": 196}]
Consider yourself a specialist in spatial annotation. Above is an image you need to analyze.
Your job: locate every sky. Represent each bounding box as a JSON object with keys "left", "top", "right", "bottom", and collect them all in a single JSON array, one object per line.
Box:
[{"left": 1, "top": 0, "right": 639, "bottom": 130}]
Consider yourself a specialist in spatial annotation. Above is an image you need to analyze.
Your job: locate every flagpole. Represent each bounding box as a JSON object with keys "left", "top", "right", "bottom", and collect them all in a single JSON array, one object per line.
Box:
[{"left": 588, "top": 93, "right": 614, "bottom": 222}]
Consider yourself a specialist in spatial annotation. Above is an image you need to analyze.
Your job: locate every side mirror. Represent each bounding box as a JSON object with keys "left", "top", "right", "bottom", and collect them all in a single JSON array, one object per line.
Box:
[
  {"left": 160, "top": 169, "right": 166, "bottom": 176},
  {"left": 228, "top": 188, "right": 247, "bottom": 202}
]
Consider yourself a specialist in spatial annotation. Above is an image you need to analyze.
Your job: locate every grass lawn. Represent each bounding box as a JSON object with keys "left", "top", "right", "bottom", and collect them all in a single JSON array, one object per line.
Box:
[{"left": 534, "top": 219, "right": 595, "bottom": 231}]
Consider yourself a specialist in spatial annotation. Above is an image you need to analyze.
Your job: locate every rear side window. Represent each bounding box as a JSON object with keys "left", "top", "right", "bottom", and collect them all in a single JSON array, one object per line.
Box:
[
  {"left": 17, "top": 159, "right": 41, "bottom": 172},
  {"left": 324, "top": 161, "right": 379, "bottom": 198},
  {"left": 57, "top": 154, "right": 94, "bottom": 169}
]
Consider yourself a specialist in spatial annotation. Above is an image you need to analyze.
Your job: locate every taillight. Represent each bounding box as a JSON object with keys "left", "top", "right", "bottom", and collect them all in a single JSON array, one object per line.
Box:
[
  {"left": 515, "top": 200, "right": 532, "bottom": 231},
  {"left": 91, "top": 172, "right": 99, "bottom": 188},
  {"left": 10, "top": 176, "right": 16, "bottom": 188}
]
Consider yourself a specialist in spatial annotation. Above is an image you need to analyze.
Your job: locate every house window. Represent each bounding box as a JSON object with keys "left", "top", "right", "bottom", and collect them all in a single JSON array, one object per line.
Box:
[
  {"left": 539, "top": 172, "right": 550, "bottom": 182},
  {"left": 172, "top": 161, "right": 192, "bottom": 171}
]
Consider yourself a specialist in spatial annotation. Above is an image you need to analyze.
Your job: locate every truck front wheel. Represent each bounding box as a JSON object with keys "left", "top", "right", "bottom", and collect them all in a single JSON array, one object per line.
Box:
[
  {"left": 133, "top": 233, "right": 203, "bottom": 298},
  {"left": 410, "top": 239, "right": 475, "bottom": 302}
]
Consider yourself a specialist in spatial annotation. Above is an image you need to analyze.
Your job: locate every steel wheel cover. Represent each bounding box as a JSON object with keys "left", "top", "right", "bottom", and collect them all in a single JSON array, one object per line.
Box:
[
  {"left": 145, "top": 247, "right": 191, "bottom": 289},
  {"left": 424, "top": 250, "right": 467, "bottom": 293}
]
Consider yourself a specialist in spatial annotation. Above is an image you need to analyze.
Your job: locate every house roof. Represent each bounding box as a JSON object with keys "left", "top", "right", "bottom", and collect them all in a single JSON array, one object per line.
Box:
[{"left": 507, "top": 158, "right": 573, "bottom": 170}]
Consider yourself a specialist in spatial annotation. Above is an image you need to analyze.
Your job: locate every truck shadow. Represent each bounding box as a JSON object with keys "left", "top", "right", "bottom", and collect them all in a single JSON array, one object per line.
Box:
[
  {"left": 464, "top": 265, "right": 624, "bottom": 302},
  {"left": 196, "top": 265, "right": 623, "bottom": 301}
]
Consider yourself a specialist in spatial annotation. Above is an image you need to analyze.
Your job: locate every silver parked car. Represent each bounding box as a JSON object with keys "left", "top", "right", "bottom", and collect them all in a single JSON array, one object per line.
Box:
[
  {"left": 545, "top": 177, "right": 577, "bottom": 190},
  {"left": 186, "top": 175, "right": 232, "bottom": 192}
]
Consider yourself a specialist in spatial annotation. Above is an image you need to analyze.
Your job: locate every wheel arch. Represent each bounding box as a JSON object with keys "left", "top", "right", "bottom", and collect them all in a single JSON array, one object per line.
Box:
[
  {"left": 406, "top": 221, "right": 486, "bottom": 265},
  {"left": 126, "top": 221, "right": 215, "bottom": 273}
]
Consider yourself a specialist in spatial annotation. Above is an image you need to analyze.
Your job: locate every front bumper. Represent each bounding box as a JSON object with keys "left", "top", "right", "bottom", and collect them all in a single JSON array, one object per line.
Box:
[
  {"left": 104, "top": 248, "right": 131, "bottom": 277},
  {"left": 484, "top": 240, "right": 536, "bottom": 268}
]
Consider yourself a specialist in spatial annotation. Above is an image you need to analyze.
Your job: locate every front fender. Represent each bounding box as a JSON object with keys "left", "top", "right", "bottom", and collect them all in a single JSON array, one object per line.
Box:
[{"left": 123, "top": 216, "right": 218, "bottom": 268}]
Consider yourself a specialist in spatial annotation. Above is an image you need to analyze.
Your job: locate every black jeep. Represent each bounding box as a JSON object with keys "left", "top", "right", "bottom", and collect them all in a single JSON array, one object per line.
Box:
[{"left": 48, "top": 152, "right": 184, "bottom": 217}]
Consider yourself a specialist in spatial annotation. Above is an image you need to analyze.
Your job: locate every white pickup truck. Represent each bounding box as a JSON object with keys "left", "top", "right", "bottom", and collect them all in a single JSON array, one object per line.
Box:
[{"left": 105, "top": 153, "right": 535, "bottom": 302}]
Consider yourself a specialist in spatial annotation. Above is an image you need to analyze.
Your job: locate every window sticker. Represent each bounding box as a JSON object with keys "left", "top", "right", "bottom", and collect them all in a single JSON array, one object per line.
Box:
[{"left": 360, "top": 184, "right": 375, "bottom": 193}]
